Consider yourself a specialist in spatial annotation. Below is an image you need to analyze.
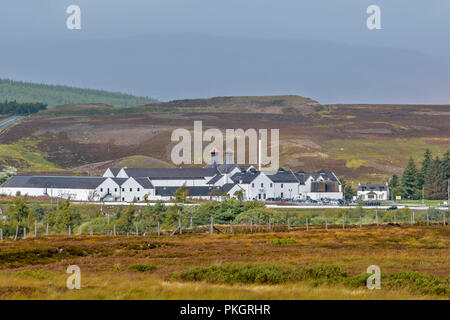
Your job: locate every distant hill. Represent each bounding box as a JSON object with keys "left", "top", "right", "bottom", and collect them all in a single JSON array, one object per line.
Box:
[
  {"left": 0, "top": 79, "right": 158, "bottom": 108},
  {"left": 39, "top": 95, "right": 321, "bottom": 116}
]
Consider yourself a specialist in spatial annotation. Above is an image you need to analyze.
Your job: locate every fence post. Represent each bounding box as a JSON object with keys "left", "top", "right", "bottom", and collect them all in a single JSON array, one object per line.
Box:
[
  {"left": 14, "top": 225, "right": 18, "bottom": 241},
  {"left": 394, "top": 213, "right": 397, "bottom": 224},
  {"left": 360, "top": 215, "right": 362, "bottom": 228},
  {"left": 325, "top": 216, "right": 328, "bottom": 230},
  {"left": 250, "top": 219, "right": 253, "bottom": 233},
  {"left": 376, "top": 210, "right": 379, "bottom": 226},
  {"left": 412, "top": 211, "right": 415, "bottom": 224},
  {"left": 0, "top": 228, "right": 3, "bottom": 241},
  {"left": 157, "top": 221, "right": 161, "bottom": 236},
  {"left": 23, "top": 227, "right": 26, "bottom": 239},
  {"left": 68, "top": 225, "right": 71, "bottom": 236},
  {"left": 306, "top": 217, "right": 308, "bottom": 231},
  {"left": 342, "top": 217, "right": 345, "bottom": 229},
  {"left": 210, "top": 216, "right": 213, "bottom": 234},
  {"left": 34, "top": 221, "right": 37, "bottom": 237},
  {"left": 444, "top": 213, "right": 446, "bottom": 225},
  {"left": 268, "top": 219, "right": 271, "bottom": 232},
  {"left": 113, "top": 224, "right": 116, "bottom": 236},
  {"left": 178, "top": 218, "right": 182, "bottom": 235},
  {"left": 190, "top": 217, "right": 193, "bottom": 229},
  {"left": 89, "top": 225, "right": 93, "bottom": 236},
  {"left": 427, "top": 212, "right": 429, "bottom": 225},
  {"left": 230, "top": 221, "right": 233, "bottom": 233},
  {"left": 135, "top": 223, "right": 138, "bottom": 236},
  {"left": 287, "top": 218, "right": 291, "bottom": 231},
  {"left": 46, "top": 223, "right": 49, "bottom": 236}
]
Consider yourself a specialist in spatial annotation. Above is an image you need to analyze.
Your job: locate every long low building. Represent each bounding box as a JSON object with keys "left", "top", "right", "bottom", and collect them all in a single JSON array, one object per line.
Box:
[{"left": 0, "top": 151, "right": 344, "bottom": 202}]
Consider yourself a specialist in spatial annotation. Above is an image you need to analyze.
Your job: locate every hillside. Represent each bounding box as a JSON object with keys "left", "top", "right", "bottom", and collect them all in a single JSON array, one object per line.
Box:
[
  {"left": 38, "top": 95, "right": 321, "bottom": 116},
  {"left": 0, "top": 79, "right": 157, "bottom": 108},
  {"left": 0, "top": 96, "right": 449, "bottom": 182}
]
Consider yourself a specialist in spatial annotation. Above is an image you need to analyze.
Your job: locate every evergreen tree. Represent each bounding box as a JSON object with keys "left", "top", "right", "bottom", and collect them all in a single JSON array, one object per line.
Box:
[
  {"left": 401, "top": 157, "right": 418, "bottom": 199},
  {"left": 424, "top": 157, "right": 446, "bottom": 200},
  {"left": 442, "top": 150, "right": 450, "bottom": 180},
  {"left": 417, "top": 149, "right": 432, "bottom": 189},
  {"left": 390, "top": 173, "right": 399, "bottom": 188}
]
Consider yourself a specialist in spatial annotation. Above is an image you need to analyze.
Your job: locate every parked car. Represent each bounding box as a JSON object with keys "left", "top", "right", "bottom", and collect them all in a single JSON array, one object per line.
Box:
[{"left": 386, "top": 206, "right": 398, "bottom": 211}]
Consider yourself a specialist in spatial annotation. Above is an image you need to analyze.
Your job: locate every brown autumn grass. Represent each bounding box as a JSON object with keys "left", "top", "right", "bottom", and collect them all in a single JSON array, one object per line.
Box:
[{"left": 0, "top": 225, "right": 448, "bottom": 300}]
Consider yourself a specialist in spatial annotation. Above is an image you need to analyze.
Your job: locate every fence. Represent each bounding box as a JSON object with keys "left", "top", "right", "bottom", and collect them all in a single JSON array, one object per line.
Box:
[{"left": 0, "top": 210, "right": 447, "bottom": 240}]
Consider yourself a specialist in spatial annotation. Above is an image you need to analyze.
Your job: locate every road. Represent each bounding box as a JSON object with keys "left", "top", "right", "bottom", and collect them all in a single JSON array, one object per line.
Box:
[{"left": 0, "top": 116, "right": 23, "bottom": 131}]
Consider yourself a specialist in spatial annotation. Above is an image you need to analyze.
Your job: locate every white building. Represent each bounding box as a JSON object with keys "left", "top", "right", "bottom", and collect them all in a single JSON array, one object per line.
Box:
[
  {"left": 357, "top": 183, "right": 390, "bottom": 201},
  {"left": 0, "top": 150, "right": 343, "bottom": 203}
]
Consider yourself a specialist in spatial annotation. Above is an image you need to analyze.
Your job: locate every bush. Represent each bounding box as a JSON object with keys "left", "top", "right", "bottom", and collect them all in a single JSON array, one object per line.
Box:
[
  {"left": 128, "top": 263, "right": 157, "bottom": 272},
  {"left": 270, "top": 238, "right": 296, "bottom": 245},
  {"left": 173, "top": 264, "right": 347, "bottom": 285}
]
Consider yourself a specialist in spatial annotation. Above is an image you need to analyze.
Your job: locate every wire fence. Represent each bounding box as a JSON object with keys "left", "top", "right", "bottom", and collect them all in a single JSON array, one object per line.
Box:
[{"left": 0, "top": 210, "right": 447, "bottom": 240}]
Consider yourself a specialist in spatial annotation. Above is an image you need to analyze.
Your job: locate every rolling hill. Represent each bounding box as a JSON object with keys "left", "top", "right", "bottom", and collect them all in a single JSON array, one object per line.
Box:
[
  {"left": 0, "top": 79, "right": 158, "bottom": 108},
  {"left": 0, "top": 96, "right": 448, "bottom": 182}
]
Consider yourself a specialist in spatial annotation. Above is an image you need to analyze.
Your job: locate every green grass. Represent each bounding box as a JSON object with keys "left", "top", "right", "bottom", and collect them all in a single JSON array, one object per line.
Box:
[{"left": 0, "top": 138, "right": 61, "bottom": 171}]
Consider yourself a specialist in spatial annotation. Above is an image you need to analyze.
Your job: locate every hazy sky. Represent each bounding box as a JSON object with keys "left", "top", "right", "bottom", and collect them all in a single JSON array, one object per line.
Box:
[
  {"left": 1, "top": 1, "right": 450, "bottom": 103},
  {"left": 1, "top": 0, "right": 450, "bottom": 54}
]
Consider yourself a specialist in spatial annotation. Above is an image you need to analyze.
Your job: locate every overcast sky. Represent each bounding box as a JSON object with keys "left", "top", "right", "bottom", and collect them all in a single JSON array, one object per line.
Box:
[
  {"left": 1, "top": 0, "right": 449, "bottom": 54},
  {"left": 1, "top": 1, "right": 450, "bottom": 103}
]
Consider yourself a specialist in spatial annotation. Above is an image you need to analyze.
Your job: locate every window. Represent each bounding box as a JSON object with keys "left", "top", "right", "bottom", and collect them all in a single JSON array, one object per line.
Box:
[
  {"left": 281, "top": 184, "right": 284, "bottom": 188},
  {"left": 122, "top": 188, "right": 125, "bottom": 192},
  {"left": 270, "top": 183, "right": 273, "bottom": 187},
  {"left": 137, "top": 197, "right": 140, "bottom": 201},
  {"left": 122, "top": 197, "right": 125, "bottom": 201},
  {"left": 129, "top": 188, "right": 132, "bottom": 192},
  {"left": 261, "top": 183, "right": 264, "bottom": 187},
  {"left": 137, "top": 188, "right": 140, "bottom": 192},
  {"left": 252, "top": 183, "right": 254, "bottom": 188},
  {"left": 281, "top": 192, "right": 284, "bottom": 198},
  {"left": 100, "top": 188, "right": 103, "bottom": 192},
  {"left": 114, "top": 188, "right": 117, "bottom": 192}
]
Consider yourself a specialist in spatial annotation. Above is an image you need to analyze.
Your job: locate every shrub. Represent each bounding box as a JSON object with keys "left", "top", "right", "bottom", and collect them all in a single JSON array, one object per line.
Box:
[
  {"left": 128, "top": 263, "right": 157, "bottom": 272},
  {"left": 270, "top": 238, "right": 296, "bottom": 245}
]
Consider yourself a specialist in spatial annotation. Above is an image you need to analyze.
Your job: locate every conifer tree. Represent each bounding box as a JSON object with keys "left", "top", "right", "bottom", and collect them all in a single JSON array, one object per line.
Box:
[{"left": 401, "top": 157, "right": 418, "bottom": 199}]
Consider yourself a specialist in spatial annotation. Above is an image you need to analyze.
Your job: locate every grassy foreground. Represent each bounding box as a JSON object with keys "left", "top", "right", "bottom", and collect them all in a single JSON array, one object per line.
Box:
[{"left": 0, "top": 226, "right": 448, "bottom": 300}]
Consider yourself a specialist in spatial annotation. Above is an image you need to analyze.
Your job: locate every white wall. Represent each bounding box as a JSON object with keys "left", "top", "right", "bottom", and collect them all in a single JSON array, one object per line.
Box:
[
  {"left": 0, "top": 187, "right": 96, "bottom": 201},
  {"left": 120, "top": 177, "right": 154, "bottom": 202},
  {"left": 96, "top": 178, "right": 122, "bottom": 201}
]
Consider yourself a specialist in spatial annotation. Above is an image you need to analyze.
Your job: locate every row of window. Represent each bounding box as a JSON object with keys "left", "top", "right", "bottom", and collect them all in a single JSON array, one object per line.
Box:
[
  {"left": 251, "top": 183, "right": 284, "bottom": 188},
  {"left": 100, "top": 187, "right": 141, "bottom": 192}
]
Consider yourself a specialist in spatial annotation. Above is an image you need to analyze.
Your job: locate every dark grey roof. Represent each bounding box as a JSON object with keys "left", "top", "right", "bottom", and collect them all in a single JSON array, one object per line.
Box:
[
  {"left": 122, "top": 167, "right": 219, "bottom": 179},
  {"left": 206, "top": 174, "right": 223, "bottom": 185},
  {"left": 134, "top": 177, "right": 154, "bottom": 189},
  {"left": 358, "top": 184, "right": 387, "bottom": 191},
  {"left": 267, "top": 171, "right": 298, "bottom": 183},
  {"left": 222, "top": 183, "right": 239, "bottom": 193},
  {"left": 108, "top": 168, "right": 121, "bottom": 176},
  {"left": 110, "top": 178, "right": 128, "bottom": 186},
  {"left": 230, "top": 171, "right": 261, "bottom": 184},
  {"left": 155, "top": 186, "right": 226, "bottom": 197},
  {"left": 2, "top": 176, "right": 106, "bottom": 189}
]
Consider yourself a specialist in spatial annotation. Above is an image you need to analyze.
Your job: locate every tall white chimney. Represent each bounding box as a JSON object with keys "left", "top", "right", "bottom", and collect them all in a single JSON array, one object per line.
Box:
[{"left": 258, "top": 132, "right": 262, "bottom": 171}]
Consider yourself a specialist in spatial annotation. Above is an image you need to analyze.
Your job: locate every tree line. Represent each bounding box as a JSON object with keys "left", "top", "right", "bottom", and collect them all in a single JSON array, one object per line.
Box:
[
  {"left": 390, "top": 149, "right": 450, "bottom": 200},
  {"left": 0, "top": 78, "right": 157, "bottom": 108},
  {"left": 0, "top": 100, "right": 47, "bottom": 115}
]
